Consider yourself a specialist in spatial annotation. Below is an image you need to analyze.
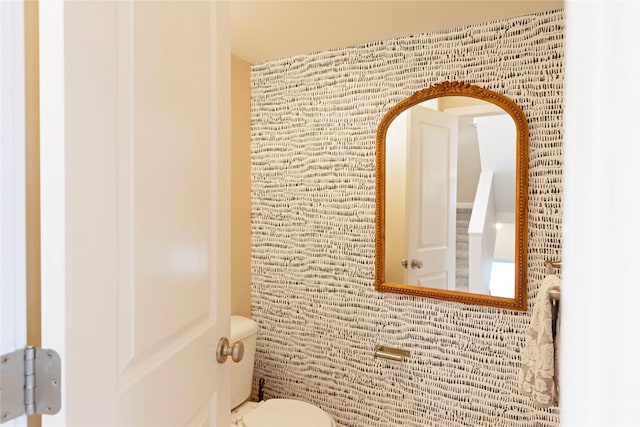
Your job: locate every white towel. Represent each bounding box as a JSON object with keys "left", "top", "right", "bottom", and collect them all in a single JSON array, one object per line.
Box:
[{"left": 518, "top": 274, "right": 561, "bottom": 407}]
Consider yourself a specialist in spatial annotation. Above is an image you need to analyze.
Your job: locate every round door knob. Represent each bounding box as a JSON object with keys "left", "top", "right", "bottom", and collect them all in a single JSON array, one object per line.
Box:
[
  {"left": 411, "top": 259, "right": 423, "bottom": 269},
  {"left": 216, "top": 338, "right": 244, "bottom": 363}
]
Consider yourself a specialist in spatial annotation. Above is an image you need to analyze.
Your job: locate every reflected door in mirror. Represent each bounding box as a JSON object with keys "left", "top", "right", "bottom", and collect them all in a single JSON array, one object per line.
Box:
[{"left": 385, "top": 106, "right": 458, "bottom": 290}]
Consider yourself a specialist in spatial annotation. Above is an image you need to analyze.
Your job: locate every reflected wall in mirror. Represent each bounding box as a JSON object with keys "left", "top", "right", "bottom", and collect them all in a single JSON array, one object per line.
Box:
[{"left": 375, "top": 82, "right": 528, "bottom": 311}]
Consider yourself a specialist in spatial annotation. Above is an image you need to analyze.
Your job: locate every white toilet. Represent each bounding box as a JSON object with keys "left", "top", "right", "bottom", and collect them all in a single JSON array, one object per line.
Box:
[{"left": 230, "top": 315, "right": 336, "bottom": 427}]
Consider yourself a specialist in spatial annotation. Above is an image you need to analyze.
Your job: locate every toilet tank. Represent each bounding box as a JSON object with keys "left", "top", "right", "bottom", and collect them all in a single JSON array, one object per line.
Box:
[{"left": 230, "top": 315, "right": 259, "bottom": 409}]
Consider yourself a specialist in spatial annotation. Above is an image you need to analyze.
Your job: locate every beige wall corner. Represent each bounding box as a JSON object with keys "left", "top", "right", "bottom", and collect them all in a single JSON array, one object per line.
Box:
[
  {"left": 230, "top": 54, "right": 252, "bottom": 317},
  {"left": 25, "top": 3, "right": 41, "bottom": 427}
]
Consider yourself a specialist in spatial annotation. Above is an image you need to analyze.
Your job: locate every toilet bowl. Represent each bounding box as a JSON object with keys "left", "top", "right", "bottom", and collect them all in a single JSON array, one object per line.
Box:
[
  {"left": 229, "top": 315, "right": 336, "bottom": 427},
  {"left": 231, "top": 399, "right": 335, "bottom": 427}
]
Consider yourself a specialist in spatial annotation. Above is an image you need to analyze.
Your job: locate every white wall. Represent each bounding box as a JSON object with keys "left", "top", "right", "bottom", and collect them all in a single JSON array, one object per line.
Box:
[
  {"left": 456, "top": 117, "right": 482, "bottom": 204},
  {"left": 475, "top": 114, "right": 516, "bottom": 214},
  {"left": 494, "top": 223, "right": 515, "bottom": 262},
  {"left": 384, "top": 111, "right": 408, "bottom": 284}
]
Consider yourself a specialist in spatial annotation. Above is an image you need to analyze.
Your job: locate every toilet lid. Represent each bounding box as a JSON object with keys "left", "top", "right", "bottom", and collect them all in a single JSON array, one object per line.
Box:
[{"left": 241, "top": 399, "right": 334, "bottom": 427}]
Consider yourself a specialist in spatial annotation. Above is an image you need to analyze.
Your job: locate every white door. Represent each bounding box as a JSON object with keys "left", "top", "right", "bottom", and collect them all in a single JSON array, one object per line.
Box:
[
  {"left": 405, "top": 106, "right": 458, "bottom": 289},
  {"left": 39, "top": 1, "right": 230, "bottom": 426},
  {"left": 1, "top": 1, "right": 27, "bottom": 425}
]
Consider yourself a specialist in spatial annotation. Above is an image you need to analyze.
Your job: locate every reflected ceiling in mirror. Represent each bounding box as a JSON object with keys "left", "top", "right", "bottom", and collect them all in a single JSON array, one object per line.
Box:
[{"left": 375, "top": 82, "right": 528, "bottom": 311}]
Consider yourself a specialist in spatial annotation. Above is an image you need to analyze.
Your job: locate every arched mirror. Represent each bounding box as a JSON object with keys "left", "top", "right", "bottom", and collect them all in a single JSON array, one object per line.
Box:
[{"left": 375, "top": 81, "right": 528, "bottom": 311}]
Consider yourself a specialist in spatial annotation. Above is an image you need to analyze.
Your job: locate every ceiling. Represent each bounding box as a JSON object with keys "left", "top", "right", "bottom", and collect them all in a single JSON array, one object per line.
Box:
[{"left": 230, "top": 1, "right": 564, "bottom": 64}]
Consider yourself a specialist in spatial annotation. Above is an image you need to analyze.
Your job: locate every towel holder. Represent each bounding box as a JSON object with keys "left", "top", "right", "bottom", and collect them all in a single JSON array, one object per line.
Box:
[
  {"left": 545, "top": 259, "right": 562, "bottom": 275},
  {"left": 545, "top": 259, "right": 561, "bottom": 301},
  {"left": 544, "top": 259, "right": 561, "bottom": 341}
]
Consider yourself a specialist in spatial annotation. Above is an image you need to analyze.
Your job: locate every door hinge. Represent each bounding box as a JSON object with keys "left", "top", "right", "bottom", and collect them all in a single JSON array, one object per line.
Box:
[{"left": 0, "top": 346, "right": 61, "bottom": 423}]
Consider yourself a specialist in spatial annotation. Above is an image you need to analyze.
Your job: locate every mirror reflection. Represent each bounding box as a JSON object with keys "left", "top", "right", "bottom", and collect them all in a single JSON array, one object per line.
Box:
[
  {"left": 384, "top": 96, "right": 515, "bottom": 298},
  {"left": 375, "top": 81, "right": 528, "bottom": 311}
]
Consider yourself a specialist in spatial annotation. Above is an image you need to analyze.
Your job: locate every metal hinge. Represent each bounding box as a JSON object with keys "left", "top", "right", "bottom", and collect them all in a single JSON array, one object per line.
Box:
[{"left": 0, "top": 347, "right": 61, "bottom": 423}]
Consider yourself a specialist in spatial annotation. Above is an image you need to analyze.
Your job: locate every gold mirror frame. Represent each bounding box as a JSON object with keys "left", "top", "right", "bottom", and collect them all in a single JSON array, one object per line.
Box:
[{"left": 375, "top": 81, "right": 528, "bottom": 311}]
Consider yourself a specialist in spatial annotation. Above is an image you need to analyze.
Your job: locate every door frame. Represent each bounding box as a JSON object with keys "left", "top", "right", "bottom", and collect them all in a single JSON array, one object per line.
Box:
[
  {"left": 1, "top": 0, "right": 27, "bottom": 362},
  {"left": 38, "top": 1, "right": 67, "bottom": 421},
  {"left": 1, "top": 1, "right": 27, "bottom": 425}
]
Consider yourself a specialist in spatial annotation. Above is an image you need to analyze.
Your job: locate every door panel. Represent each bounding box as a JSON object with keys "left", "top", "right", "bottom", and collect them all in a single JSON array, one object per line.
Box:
[
  {"left": 39, "top": 1, "right": 230, "bottom": 425},
  {"left": 406, "top": 106, "right": 458, "bottom": 289},
  {"left": 121, "top": 0, "right": 213, "bottom": 370}
]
